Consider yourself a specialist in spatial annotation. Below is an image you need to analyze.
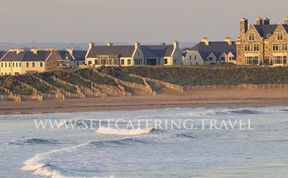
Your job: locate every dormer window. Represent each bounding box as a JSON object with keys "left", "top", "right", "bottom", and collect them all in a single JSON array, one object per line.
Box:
[
  {"left": 249, "top": 34, "right": 255, "bottom": 41},
  {"left": 278, "top": 33, "right": 283, "bottom": 40}
]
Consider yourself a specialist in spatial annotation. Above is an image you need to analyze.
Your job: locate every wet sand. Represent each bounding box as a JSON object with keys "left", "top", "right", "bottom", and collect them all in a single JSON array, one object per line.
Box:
[{"left": 0, "top": 88, "right": 288, "bottom": 115}]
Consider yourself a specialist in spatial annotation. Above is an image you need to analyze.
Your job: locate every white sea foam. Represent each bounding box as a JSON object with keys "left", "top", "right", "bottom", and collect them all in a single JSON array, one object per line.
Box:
[{"left": 96, "top": 127, "right": 154, "bottom": 136}]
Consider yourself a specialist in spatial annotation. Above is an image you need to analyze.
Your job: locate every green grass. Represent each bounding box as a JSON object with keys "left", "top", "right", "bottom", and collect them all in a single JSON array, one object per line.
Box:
[
  {"left": 17, "top": 74, "right": 54, "bottom": 94},
  {"left": 98, "top": 67, "right": 144, "bottom": 85},
  {"left": 38, "top": 73, "right": 78, "bottom": 93},
  {"left": 77, "top": 69, "right": 117, "bottom": 86}
]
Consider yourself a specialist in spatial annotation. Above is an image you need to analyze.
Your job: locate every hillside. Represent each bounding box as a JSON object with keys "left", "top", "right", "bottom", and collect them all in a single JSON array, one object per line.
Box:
[{"left": 0, "top": 66, "right": 288, "bottom": 102}]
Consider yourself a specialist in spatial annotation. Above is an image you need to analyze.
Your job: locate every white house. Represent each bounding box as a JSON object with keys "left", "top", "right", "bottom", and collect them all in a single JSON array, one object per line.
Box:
[{"left": 183, "top": 37, "right": 237, "bottom": 65}]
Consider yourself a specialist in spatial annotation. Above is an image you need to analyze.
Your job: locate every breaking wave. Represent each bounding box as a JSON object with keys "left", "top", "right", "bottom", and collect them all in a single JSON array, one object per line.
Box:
[{"left": 96, "top": 127, "right": 155, "bottom": 136}]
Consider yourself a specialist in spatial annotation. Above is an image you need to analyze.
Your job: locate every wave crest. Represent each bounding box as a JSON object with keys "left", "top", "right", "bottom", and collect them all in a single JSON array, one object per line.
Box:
[{"left": 96, "top": 127, "right": 155, "bottom": 136}]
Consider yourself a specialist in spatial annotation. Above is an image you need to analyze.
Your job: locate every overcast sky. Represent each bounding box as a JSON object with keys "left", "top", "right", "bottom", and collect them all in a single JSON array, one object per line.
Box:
[{"left": 0, "top": 0, "right": 288, "bottom": 43}]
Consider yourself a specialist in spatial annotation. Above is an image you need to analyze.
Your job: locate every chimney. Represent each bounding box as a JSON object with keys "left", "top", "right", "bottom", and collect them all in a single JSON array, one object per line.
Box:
[
  {"left": 201, "top": 37, "right": 209, "bottom": 46},
  {"left": 284, "top": 17, "right": 288, "bottom": 24},
  {"left": 67, "top": 48, "right": 73, "bottom": 54},
  {"left": 134, "top": 42, "right": 140, "bottom": 49},
  {"left": 173, "top": 40, "right": 179, "bottom": 49},
  {"left": 88, "top": 42, "right": 94, "bottom": 51},
  {"left": 107, "top": 42, "right": 113, "bottom": 46},
  {"left": 240, "top": 18, "right": 248, "bottom": 34},
  {"left": 263, "top": 17, "right": 270, "bottom": 25},
  {"left": 30, "top": 48, "right": 39, "bottom": 54},
  {"left": 256, "top": 17, "right": 263, "bottom": 25},
  {"left": 9, "top": 48, "right": 24, "bottom": 54},
  {"left": 225, "top": 37, "right": 232, "bottom": 45}
]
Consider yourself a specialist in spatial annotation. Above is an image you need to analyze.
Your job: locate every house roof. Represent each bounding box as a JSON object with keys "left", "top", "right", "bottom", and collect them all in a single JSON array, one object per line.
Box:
[
  {"left": 254, "top": 24, "right": 278, "bottom": 38},
  {"left": 72, "top": 50, "right": 87, "bottom": 61},
  {"left": 1, "top": 50, "right": 52, "bottom": 62},
  {"left": 191, "top": 41, "right": 236, "bottom": 61},
  {"left": 0, "top": 51, "right": 7, "bottom": 59},
  {"left": 87, "top": 46, "right": 135, "bottom": 58},
  {"left": 59, "top": 51, "right": 74, "bottom": 61},
  {"left": 140, "top": 45, "right": 173, "bottom": 58}
]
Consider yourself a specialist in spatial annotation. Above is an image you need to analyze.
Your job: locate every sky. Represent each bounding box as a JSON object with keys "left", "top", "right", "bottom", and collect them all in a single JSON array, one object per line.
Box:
[{"left": 0, "top": 0, "right": 288, "bottom": 44}]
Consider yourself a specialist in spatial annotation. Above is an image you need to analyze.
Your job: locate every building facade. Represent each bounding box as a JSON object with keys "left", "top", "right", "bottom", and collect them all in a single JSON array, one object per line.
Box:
[
  {"left": 0, "top": 48, "right": 60, "bottom": 75},
  {"left": 85, "top": 41, "right": 182, "bottom": 67},
  {"left": 183, "top": 37, "right": 236, "bottom": 65},
  {"left": 236, "top": 17, "right": 288, "bottom": 66}
]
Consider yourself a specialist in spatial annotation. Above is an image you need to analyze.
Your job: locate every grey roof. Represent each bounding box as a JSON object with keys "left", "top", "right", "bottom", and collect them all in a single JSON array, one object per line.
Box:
[
  {"left": 1, "top": 50, "right": 52, "bottom": 61},
  {"left": 59, "top": 51, "right": 74, "bottom": 61},
  {"left": 72, "top": 50, "right": 87, "bottom": 61},
  {"left": 87, "top": 46, "right": 135, "bottom": 58},
  {"left": 0, "top": 51, "right": 7, "bottom": 59},
  {"left": 191, "top": 41, "right": 236, "bottom": 61},
  {"left": 140, "top": 45, "right": 173, "bottom": 58},
  {"left": 254, "top": 24, "right": 278, "bottom": 38}
]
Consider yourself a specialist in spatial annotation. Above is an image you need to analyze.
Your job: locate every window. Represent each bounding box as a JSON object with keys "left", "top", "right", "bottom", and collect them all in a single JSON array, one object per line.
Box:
[
  {"left": 12, "top": 63, "right": 14, "bottom": 67},
  {"left": 249, "top": 34, "right": 255, "bottom": 41},
  {"left": 127, "top": 59, "right": 131, "bottom": 65},
  {"left": 220, "top": 57, "right": 225, "bottom": 61},
  {"left": 121, "top": 59, "right": 125, "bottom": 65},
  {"left": 245, "top": 44, "right": 250, "bottom": 51},
  {"left": 283, "top": 56, "right": 287, "bottom": 64},
  {"left": 208, "top": 57, "right": 213, "bottom": 61},
  {"left": 164, "top": 58, "right": 168, "bottom": 64},
  {"left": 19, "top": 63, "right": 21, "bottom": 67},
  {"left": 194, "top": 55, "right": 196, "bottom": 60},
  {"left": 32, "top": 62, "right": 35, "bottom": 67},
  {"left": 273, "top": 44, "right": 279, "bottom": 51},
  {"left": 189, "top": 55, "right": 192, "bottom": 60},
  {"left": 245, "top": 56, "right": 259, "bottom": 65},
  {"left": 26, "top": 62, "right": 29, "bottom": 67},
  {"left": 16, "top": 63, "right": 18, "bottom": 67},
  {"left": 282, "top": 44, "right": 288, "bottom": 51},
  {"left": 5, "top": 63, "right": 7, "bottom": 67},
  {"left": 88, "top": 61, "right": 92, "bottom": 65},
  {"left": 253, "top": 44, "right": 260, "bottom": 51},
  {"left": 8, "top": 63, "right": 10, "bottom": 67},
  {"left": 278, "top": 33, "right": 283, "bottom": 40},
  {"left": 1, "top": 63, "right": 2, "bottom": 67},
  {"left": 40, "top": 62, "right": 43, "bottom": 67}
]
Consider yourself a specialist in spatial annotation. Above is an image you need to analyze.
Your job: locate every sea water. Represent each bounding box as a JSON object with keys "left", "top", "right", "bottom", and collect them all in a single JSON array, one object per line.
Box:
[{"left": 0, "top": 106, "right": 288, "bottom": 178}]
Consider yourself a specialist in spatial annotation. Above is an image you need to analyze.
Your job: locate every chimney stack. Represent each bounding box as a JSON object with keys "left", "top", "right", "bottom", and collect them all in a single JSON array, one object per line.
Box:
[
  {"left": 107, "top": 42, "right": 113, "bottom": 46},
  {"left": 9, "top": 48, "right": 24, "bottom": 54},
  {"left": 201, "top": 37, "right": 209, "bottom": 46},
  {"left": 263, "top": 17, "right": 270, "bottom": 25},
  {"left": 88, "top": 42, "right": 94, "bottom": 51},
  {"left": 173, "top": 40, "right": 179, "bottom": 49},
  {"left": 30, "top": 48, "right": 39, "bottom": 54},
  {"left": 134, "top": 42, "right": 140, "bottom": 49},
  {"left": 284, "top": 17, "right": 288, "bottom": 24},
  {"left": 225, "top": 37, "right": 232, "bottom": 45},
  {"left": 67, "top": 48, "right": 73, "bottom": 54},
  {"left": 256, "top": 17, "right": 263, "bottom": 25},
  {"left": 240, "top": 18, "right": 248, "bottom": 34}
]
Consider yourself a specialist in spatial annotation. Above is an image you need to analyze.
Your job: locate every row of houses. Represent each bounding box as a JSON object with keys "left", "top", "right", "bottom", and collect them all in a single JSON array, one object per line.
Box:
[
  {"left": 0, "top": 41, "right": 182, "bottom": 75},
  {"left": 1, "top": 17, "right": 288, "bottom": 75}
]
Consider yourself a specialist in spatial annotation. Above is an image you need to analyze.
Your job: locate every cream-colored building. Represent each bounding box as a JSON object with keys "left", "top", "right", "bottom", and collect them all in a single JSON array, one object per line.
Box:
[
  {"left": 0, "top": 48, "right": 61, "bottom": 75},
  {"left": 183, "top": 37, "right": 236, "bottom": 65},
  {"left": 85, "top": 41, "right": 182, "bottom": 67},
  {"left": 85, "top": 42, "right": 144, "bottom": 67}
]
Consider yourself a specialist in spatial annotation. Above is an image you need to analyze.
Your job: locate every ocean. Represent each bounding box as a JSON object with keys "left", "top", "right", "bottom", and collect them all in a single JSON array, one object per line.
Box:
[{"left": 0, "top": 106, "right": 288, "bottom": 178}]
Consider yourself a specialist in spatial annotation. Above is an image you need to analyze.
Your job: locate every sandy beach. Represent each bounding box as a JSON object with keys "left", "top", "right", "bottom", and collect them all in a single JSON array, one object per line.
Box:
[{"left": 0, "top": 88, "right": 288, "bottom": 115}]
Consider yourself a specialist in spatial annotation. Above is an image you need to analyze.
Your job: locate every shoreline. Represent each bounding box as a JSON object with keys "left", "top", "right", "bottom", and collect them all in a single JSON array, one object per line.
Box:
[{"left": 0, "top": 88, "right": 288, "bottom": 115}]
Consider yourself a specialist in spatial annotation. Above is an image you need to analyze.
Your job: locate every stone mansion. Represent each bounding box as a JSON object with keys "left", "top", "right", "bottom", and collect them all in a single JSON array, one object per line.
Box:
[{"left": 236, "top": 17, "right": 288, "bottom": 66}]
